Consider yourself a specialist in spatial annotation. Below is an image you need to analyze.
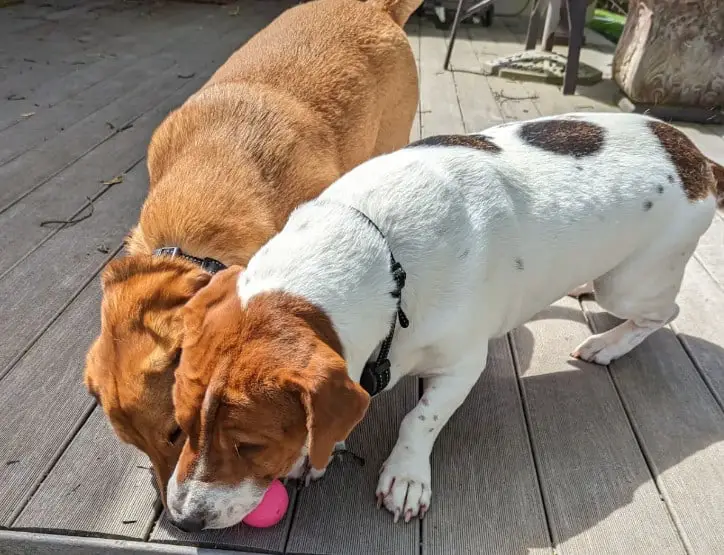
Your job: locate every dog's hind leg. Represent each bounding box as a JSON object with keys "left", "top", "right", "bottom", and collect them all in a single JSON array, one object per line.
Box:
[{"left": 571, "top": 240, "right": 696, "bottom": 366}]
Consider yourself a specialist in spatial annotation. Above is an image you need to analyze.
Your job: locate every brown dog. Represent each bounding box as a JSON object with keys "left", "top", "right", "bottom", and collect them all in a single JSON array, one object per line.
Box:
[{"left": 83, "top": 0, "right": 421, "bottom": 501}]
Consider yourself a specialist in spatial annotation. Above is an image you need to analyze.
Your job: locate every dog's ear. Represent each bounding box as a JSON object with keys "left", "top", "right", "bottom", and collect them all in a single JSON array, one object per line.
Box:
[
  {"left": 292, "top": 348, "right": 370, "bottom": 470},
  {"left": 182, "top": 265, "right": 245, "bottom": 346}
]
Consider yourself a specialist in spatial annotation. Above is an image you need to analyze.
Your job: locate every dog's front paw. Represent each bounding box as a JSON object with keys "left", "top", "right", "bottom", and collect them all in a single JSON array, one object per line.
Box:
[{"left": 376, "top": 449, "right": 431, "bottom": 523}]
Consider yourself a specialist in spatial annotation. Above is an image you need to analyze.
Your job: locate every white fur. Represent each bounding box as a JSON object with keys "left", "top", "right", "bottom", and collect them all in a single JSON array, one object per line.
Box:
[
  {"left": 167, "top": 467, "right": 265, "bottom": 530},
  {"left": 166, "top": 386, "right": 266, "bottom": 530},
  {"left": 231, "top": 112, "right": 716, "bottom": 521}
]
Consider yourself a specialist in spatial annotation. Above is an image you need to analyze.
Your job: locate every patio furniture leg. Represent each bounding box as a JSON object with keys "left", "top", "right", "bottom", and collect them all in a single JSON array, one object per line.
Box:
[
  {"left": 562, "top": 0, "right": 586, "bottom": 94},
  {"left": 525, "top": 0, "right": 544, "bottom": 50},
  {"left": 542, "top": 0, "right": 561, "bottom": 51},
  {"left": 443, "top": 0, "right": 467, "bottom": 70}
]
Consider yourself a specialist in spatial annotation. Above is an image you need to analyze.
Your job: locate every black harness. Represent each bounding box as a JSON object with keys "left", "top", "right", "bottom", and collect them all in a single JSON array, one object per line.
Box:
[
  {"left": 346, "top": 207, "right": 409, "bottom": 397},
  {"left": 153, "top": 246, "right": 227, "bottom": 275}
]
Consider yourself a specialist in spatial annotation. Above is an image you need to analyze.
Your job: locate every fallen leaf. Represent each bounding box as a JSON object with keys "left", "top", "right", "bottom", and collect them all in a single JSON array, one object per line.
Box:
[
  {"left": 101, "top": 175, "right": 123, "bottom": 186},
  {"left": 20, "top": 112, "right": 35, "bottom": 118}
]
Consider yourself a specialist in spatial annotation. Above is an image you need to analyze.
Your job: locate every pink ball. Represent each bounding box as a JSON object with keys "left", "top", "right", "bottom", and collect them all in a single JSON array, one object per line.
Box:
[{"left": 242, "top": 479, "right": 289, "bottom": 528}]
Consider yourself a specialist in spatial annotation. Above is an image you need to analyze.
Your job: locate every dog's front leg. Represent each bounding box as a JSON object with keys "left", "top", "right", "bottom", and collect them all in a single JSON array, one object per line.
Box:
[{"left": 376, "top": 358, "right": 484, "bottom": 523}]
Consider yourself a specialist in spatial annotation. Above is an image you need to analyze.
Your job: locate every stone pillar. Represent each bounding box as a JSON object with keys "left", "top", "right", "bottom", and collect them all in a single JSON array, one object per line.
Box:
[{"left": 613, "top": 0, "right": 724, "bottom": 121}]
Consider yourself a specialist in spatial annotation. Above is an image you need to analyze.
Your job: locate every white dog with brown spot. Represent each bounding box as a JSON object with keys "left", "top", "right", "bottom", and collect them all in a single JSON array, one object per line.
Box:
[{"left": 169, "top": 112, "right": 724, "bottom": 528}]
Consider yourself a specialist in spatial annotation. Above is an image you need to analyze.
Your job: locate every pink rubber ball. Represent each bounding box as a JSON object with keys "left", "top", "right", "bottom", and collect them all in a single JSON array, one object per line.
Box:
[{"left": 242, "top": 479, "right": 289, "bottom": 528}]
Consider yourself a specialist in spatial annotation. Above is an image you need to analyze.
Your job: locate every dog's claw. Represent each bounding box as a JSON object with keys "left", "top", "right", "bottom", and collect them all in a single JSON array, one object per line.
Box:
[
  {"left": 420, "top": 505, "right": 428, "bottom": 519},
  {"left": 393, "top": 509, "right": 400, "bottom": 523},
  {"left": 376, "top": 494, "right": 383, "bottom": 509},
  {"left": 404, "top": 509, "right": 413, "bottom": 523}
]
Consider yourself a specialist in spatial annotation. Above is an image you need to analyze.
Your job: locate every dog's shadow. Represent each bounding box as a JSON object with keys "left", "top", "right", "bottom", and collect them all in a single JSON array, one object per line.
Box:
[{"left": 336, "top": 300, "right": 724, "bottom": 553}]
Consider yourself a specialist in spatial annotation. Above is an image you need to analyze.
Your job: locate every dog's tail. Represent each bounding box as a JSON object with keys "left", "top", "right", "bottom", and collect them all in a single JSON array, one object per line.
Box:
[
  {"left": 709, "top": 158, "right": 724, "bottom": 208},
  {"left": 367, "top": 0, "right": 422, "bottom": 26}
]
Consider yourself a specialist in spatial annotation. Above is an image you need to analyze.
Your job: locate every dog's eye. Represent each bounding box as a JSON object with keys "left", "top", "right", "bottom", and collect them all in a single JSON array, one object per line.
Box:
[
  {"left": 169, "top": 349, "right": 182, "bottom": 369},
  {"left": 167, "top": 426, "right": 183, "bottom": 445},
  {"left": 236, "top": 442, "right": 263, "bottom": 457}
]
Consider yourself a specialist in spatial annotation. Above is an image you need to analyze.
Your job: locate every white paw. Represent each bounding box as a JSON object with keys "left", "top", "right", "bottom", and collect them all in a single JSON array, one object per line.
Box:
[
  {"left": 375, "top": 449, "right": 431, "bottom": 523},
  {"left": 571, "top": 334, "right": 623, "bottom": 365}
]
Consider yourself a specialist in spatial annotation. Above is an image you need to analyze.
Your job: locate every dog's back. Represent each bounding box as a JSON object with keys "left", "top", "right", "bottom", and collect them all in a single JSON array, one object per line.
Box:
[{"left": 314, "top": 112, "right": 720, "bottom": 338}]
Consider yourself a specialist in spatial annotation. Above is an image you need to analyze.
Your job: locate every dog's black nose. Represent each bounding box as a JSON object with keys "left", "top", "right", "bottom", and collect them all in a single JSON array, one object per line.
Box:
[{"left": 170, "top": 515, "right": 205, "bottom": 533}]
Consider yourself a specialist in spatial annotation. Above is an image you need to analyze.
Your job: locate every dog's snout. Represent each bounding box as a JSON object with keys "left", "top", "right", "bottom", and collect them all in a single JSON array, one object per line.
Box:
[{"left": 170, "top": 515, "right": 205, "bottom": 533}]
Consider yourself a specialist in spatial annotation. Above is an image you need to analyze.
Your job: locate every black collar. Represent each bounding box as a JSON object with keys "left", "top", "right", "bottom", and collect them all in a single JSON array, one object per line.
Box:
[
  {"left": 153, "top": 246, "right": 227, "bottom": 275},
  {"left": 346, "top": 206, "right": 409, "bottom": 397}
]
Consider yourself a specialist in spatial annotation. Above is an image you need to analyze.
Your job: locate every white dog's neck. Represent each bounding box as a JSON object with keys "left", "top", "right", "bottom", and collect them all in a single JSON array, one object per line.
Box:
[{"left": 237, "top": 200, "right": 402, "bottom": 382}]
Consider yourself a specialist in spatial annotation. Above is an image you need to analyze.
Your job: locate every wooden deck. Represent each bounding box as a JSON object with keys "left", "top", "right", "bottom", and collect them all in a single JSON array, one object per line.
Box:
[{"left": 1, "top": 1, "right": 723, "bottom": 554}]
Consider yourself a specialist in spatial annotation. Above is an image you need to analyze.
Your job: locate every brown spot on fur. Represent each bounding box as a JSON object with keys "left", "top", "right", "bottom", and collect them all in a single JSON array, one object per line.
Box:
[
  {"left": 407, "top": 134, "right": 501, "bottom": 152},
  {"left": 173, "top": 266, "right": 369, "bottom": 489},
  {"left": 518, "top": 119, "right": 605, "bottom": 157},
  {"left": 648, "top": 121, "right": 717, "bottom": 203}
]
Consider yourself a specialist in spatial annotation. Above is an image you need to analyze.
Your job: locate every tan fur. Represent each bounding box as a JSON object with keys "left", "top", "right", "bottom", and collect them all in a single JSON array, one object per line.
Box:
[{"left": 84, "top": 0, "right": 421, "bottom": 501}]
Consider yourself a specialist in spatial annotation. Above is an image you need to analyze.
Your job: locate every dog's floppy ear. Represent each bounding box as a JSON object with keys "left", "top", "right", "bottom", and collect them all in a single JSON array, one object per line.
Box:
[
  {"left": 182, "top": 265, "right": 245, "bottom": 345},
  {"left": 293, "top": 347, "right": 370, "bottom": 470}
]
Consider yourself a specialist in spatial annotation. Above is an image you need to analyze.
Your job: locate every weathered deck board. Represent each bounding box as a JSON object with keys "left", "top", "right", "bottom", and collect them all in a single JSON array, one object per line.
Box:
[
  {"left": 693, "top": 214, "right": 724, "bottom": 288},
  {"left": 673, "top": 259, "right": 724, "bottom": 407},
  {"left": 582, "top": 300, "right": 724, "bottom": 554},
  {"left": 284, "top": 379, "right": 419, "bottom": 555},
  {"left": 0, "top": 0, "right": 154, "bottom": 103},
  {"left": 0, "top": 75, "right": 202, "bottom": 284},
  {"left": 0, "top": 153, "right": 150, "bottom": 383},
  {"left": 423, "top": 338, "right": 551, "bottom": 555},
  {"left": 0, "top": 162, "right": 150, "bottom": 525},
  {"left": 510, "top": 297, "right": 685, "bottom": 554},
  {"left": 418, "top": 20, "right": 464, "bottom": 136},
  {"left": 442, "top": 26, "right": 503, "bottom": 131},
  {"left": 0, "top": 0, "right": 113, "bottom": 39},
  {"left": 0, "top": 530, "right": 264, "bottom": 555},
  {"left": 467, "top": 24, "right": 540, "bottom": 123},
  {"left": 0, "top": 19, "right": 258, "bottom": 216},
  {"left": 0, "top": 31, "right": 262, "bottom": 269},
  {"left": 13, "top": 407, "right": 158, "bottom": 539},
  {"left": 405, "top": 18, "right": 421, "bottom": 142},
  {"left": 0, "top": 6, "right": 234, "bottom": 162}
]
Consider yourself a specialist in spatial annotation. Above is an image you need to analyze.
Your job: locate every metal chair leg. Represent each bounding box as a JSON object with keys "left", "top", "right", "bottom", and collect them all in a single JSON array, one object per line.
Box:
[
  {"left": 443, "top": 0, "right": 466, "bottom": 70},
  {"left": 525, "top": 0, "right": 543, "bottom": 50},
  {"left": 562, "top": 0, "right": 586, "bottom": 94}
]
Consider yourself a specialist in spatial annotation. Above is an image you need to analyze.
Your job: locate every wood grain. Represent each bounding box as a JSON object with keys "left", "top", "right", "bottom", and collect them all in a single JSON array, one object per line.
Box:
[
  {"left": 583, "top": 298, "right": 724, "bottom": 554},
  {"left": 511, "top": 297, "right": 684, "bottom": 554},
  {"left": 285, "top": 378, "right": 419, "bottom": 555},
  {"left": 423, "top": 338, "right": 552, "bottom": 555}
]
